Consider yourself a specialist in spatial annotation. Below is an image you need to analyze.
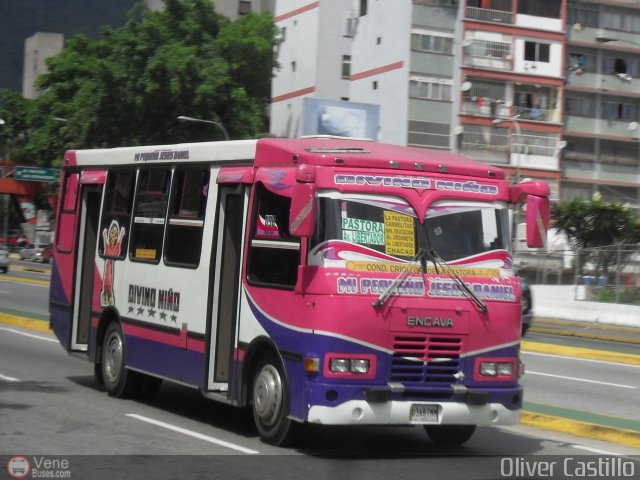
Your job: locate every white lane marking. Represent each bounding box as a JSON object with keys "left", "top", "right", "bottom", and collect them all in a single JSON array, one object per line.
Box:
[
  {"left": 0, "top": 290, "right": 9, "bottom": 294},
  {"left": 526, "top": 370, "right": 636, "bottom": 389},
  {"left": 126, "top": 414, "right": 259, "bottom": 455},
  {"left": 0, "top": 373, "right": 21, "bottom": 382},
  {"left": 522, "top": 351, "right": 640, "bottom": 369},
  {"left": 570, "top": 444, "right": 622, "bottom": 456},
  {"left": 0, "top": 327, "right": 58, "bottom": 343}
]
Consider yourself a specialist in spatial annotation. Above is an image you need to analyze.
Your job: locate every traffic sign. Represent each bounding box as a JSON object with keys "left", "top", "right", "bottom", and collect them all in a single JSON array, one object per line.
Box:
[{"left": 14, "top": 166, "right": 59, "bottom": 182}]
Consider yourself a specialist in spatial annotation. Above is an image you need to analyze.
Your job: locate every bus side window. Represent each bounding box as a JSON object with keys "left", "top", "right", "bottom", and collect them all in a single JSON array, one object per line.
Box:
[
  {"left": 164, "top": 168, "right": 209, "bottom": 267},
  {"left": 99, "top": 170, "right": 135, "bottom": 259},
  {"left": 130, "top": 168, "right": 171, "bottom": 263},
  {"left": 247, "top": 184, "right": 300, "bottom": 288}
]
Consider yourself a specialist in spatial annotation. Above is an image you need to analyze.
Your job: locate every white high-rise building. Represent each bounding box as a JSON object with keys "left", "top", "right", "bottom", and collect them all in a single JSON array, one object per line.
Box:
[{"left": 22, "top": 32, "right": 64, "bottom": 99}]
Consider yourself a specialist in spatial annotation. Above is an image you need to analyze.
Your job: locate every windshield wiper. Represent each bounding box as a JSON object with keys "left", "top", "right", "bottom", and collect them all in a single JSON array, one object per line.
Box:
[
  {"left": 372, "top": 249, "right": 428, "bottom": 309},
  {"left": 424, "top": 250, "right": 488, "bottom": 314}
]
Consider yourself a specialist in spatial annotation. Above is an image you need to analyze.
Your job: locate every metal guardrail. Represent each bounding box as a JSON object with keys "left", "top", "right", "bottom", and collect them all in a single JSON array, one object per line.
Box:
[{"left": 517, "top": 245, "right": 640, "bottom": 305}]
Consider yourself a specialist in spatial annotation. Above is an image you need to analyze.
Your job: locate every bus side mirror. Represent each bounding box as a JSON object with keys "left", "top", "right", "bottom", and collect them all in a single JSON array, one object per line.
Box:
[
  {"left": 525, "top": 195, "right": 549, "bottom": 248},
  {"left": 289, "top": 183, "right": 317, "bottom": 238}
]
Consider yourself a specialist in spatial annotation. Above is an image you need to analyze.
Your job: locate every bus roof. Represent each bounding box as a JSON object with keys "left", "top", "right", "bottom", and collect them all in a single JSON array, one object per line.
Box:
[
  {"left": 66, "top": 136, "right": 504, "bottom": 180},
  {"left": 255, "top": 137, "right": 504, "bottom": 180}
]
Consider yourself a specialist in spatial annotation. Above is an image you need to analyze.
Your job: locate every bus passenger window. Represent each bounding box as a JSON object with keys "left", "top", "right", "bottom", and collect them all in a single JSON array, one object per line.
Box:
[
  {"left": 99, "top": 170, "right": 135, "bottom": 259},
  {"left": 247, "top": 184, "right": 300, "bottom": 288},
  {"left": 164, "top": 168, "right": 209, "bottom": 267},
  {"left": 130, "top": 168, "right": 171, "bottom": 263}
]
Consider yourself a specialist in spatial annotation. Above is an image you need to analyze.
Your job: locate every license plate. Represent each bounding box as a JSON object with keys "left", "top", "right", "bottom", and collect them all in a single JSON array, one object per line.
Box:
[{"left": 410, "top": 404, "right": 440, "bottom": 423}]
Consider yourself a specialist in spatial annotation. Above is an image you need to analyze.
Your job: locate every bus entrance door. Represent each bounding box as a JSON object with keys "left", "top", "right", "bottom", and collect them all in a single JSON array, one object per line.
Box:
[
  {"left": 207, "top": 185, "right": 248, "bottom": 394},
  {"left": 70, "top": 185, "right": 102, "bottom": 352}
]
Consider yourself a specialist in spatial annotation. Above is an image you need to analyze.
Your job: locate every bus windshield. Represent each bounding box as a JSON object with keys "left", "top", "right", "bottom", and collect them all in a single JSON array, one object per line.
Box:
[{"left": 311, "top": 193, "right": 509, "bottom": 263}]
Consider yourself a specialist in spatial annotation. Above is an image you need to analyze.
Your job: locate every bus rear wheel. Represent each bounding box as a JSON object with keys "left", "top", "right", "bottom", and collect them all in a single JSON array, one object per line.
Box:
[
  {"left": 424, "top": 425, "right": 476, "bottom": 446},
  {"left": 101, "top": 322, "right": 141, "bottom": 398},
  {"left": 251, "top": 355, "right": 298, "bottom": 446}
]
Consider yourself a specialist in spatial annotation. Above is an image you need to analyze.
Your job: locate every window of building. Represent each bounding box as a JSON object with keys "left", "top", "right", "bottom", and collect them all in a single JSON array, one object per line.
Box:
[
  {"left": 602, "top": 100, "right": 639, "bottom": 121},
  {"left": 246, "top": 184, "right": 300, "bottom": 289},
  {"left": 164, "top": 167, "right": 209, "bottom": 267},
  {"left": 524, "top": 41, "right": 550, "bottom": 63},
  {"left": 56, "top": 172, "right": 80, "bottom": 253},
  {"left": 407, "top": 120, "right": 451, "bottom": 148},
  {"left": 238, "top": 1, "right": 252, "bottom": 15},
  {"left": 567, "top": 6, "right": 599, "bottom": 28},
  {"left": 359, "top": 0, "right": 368, "bottom": 16},
  {"left": 468, "top": 39, "right": 511, "bottom": 59},
  {"left": 564, "top": 94, "right": 595, "bottom": 118},
  {"left": 409, "top": 79, "right": 452, "bottom": 101},
  {"left": 99, "top": 170, "right": 135, "bottom": 259},
  {"left": 604, "top": 55, "right": 639, "bottom": 77},
  {"left": 372, "top": 81, "right": 378, "bottom": 90},
  {"left": 341, "top": 55, "right": 351, "bottom": 79},
  {"left": 411, "top": 33, "right": 453, "bottom": 54},
  {"left": 518, "top": 0, "right": 561, "bottom": 19},
  {"left": 291, "top": 61, "right": 296, "bottom": 72},
  {"left": 130, "top": 169, "right": 171, "bottom": 263}
]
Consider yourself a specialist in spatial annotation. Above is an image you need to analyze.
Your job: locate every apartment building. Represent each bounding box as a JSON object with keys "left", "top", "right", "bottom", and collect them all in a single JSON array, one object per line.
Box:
[
  {"left": 459, "top": 0, "right": 566, "bottom": 201},
  {"left": 563, "top": 0, "right": 640, "bottom": 206},
  {"left": 270, "top": 0, "right": 568, "bottom": 202}
]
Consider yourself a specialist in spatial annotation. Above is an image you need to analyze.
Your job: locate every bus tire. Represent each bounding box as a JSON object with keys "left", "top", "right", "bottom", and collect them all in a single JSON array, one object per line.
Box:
[
  {"left": 251, "top": 354, "right": 298, "bottom": 446},
  {"left": 424, "top": 424, "right": 476, "bottom": 446},
  {"left": 101, "top": 322, "right": 140, "bottom": 398}
]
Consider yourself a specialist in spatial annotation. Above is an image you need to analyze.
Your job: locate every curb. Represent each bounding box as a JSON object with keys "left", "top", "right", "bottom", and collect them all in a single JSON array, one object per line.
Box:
[
  {"left": 0, "top": 312, "right": 50, "bottom": 332},
  {"left": 521, "top": 340, "right": 640, "bottom": 366},
  {"left": 521, "top": 412, "right": 640, "bottom": 449}
]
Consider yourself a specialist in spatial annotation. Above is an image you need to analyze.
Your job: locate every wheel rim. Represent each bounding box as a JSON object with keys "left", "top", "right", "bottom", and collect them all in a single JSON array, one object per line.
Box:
[
  {"left": 253, "top": 364, "right": 283, "bottom": 427},
  {"left": 104, "top": 330, "right": 123, "bottom": 384}
]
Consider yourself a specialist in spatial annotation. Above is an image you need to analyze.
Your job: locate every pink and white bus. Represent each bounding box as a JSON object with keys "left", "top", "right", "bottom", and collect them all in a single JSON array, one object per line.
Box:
[{"left": 50, "top": 137, "right": 549, "bottom": 446}]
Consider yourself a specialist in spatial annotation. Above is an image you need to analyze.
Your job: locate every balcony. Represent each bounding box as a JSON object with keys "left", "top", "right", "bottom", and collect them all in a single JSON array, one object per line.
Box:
[
  {"left": 463, "top": 39, "right": 512, "bottom": 71},
  {"left": 466, "top": 6, "right": 513, "bottom": 25}
]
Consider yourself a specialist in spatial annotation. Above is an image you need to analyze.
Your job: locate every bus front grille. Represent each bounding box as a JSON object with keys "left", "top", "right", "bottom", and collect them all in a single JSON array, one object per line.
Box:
[{"left": 390, "top": 335, "right": 463, "bottom": 384}]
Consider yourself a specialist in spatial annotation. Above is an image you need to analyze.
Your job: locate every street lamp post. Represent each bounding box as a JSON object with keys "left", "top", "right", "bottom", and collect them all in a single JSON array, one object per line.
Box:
[
  {"left": 491, "top": 115, "right": 521, "bottom": 184},
  {"left": 177, "top": 115, "right": 230, "bottom": 141},
  {"left": 492, "top": 115, "right": 522, "bottom": 252}
]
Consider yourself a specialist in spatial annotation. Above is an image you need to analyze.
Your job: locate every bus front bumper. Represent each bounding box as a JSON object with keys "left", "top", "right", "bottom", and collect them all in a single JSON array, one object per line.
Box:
[{"left": 307, "top": 400, "right": 520, "bottom": 426}]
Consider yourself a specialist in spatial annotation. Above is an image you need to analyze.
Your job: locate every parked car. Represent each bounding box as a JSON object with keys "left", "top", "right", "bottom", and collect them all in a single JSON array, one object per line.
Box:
[
  {"left": 0, "top": 247, "right": 9, "bottom": 273},
  {"left": 521, "top": 276, "right": 533, "bottom": 336},
  {"left": 19, "top": 244, "right": 44, "bottom": 261},
  {"left": 38, "top": 245, "right": 53, "bottom": 263}
]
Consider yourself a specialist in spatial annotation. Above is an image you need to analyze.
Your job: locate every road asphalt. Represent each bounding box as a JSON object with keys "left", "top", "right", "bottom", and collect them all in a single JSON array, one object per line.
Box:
[{"left": 2, "top": 264, "right": 640, "bottom": 450}]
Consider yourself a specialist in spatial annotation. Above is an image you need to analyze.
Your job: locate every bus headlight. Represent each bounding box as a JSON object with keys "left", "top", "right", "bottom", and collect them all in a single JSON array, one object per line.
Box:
[
  {"left": 477, "top": 359, "right": 516, "bottom": 379},
  {"left": 325, "top": 354, "right": 376, "bottom": 378},
  {"left": 480, "top": 362, "right": 497, "bottom": 376},
  {"left": 329, "top": 358, "right": 350, "bottom": 373},
  {"left": 350, "top": 359, "right": 370, "bottom": 374}
]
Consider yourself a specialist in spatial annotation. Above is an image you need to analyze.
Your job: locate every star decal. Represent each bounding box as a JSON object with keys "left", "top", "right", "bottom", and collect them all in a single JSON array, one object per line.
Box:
[
  {"left": 128, "top": 306, "right": 134, "bottom": 313},
  {"left": 148, "top": 308, "right": 156, "bottom": 318},
  {"left": 137, "top": 307, "right": 144, "bottom": 315},
  {"left": 159, "top": 311, "right": 167, "bottom": 321},
  {"left": 170, "top": 315, "right": 177, "bottom": 323}
]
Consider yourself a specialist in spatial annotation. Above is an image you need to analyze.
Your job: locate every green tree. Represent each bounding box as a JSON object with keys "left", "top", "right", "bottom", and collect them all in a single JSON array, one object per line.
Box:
[
  {"left": 23, "top": 0, "right": 279, "bottom": 167},
  {"left": 552, "top": 193, "right": 640, "bottom": 275},
  {"left": 0, "top": 88, "right": 37, "bottom": 163}
]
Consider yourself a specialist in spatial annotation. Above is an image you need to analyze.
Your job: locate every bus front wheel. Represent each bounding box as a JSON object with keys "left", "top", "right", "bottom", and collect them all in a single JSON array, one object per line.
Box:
[
  {"left": 101, "top": 322, "right": 140, "bottom": 398},
  {"left": 251, "top": 355, "right": 298, "bottom": 446},
  {"left": 424, "top": 424, "right": 476, "bottom": 446}
]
